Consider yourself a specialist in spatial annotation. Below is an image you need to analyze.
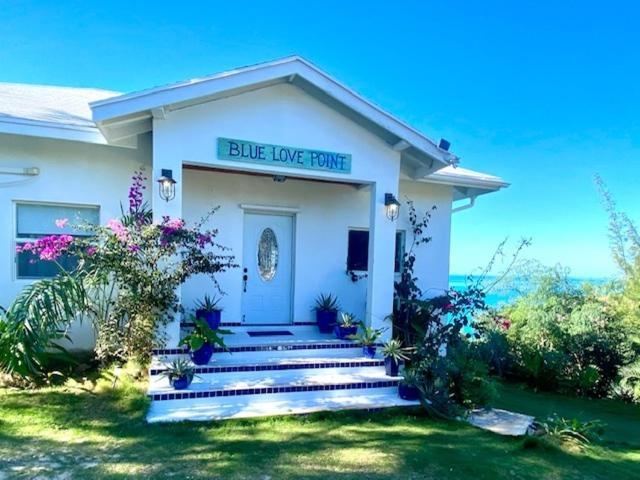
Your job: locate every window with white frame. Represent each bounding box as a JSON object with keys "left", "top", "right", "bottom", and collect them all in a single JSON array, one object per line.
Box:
[
  {"left": 15, "top": 202, "right": 100, "bottom": 279},
  {"left": 346, "top": 229, "right": 405, "bottom": 273}
]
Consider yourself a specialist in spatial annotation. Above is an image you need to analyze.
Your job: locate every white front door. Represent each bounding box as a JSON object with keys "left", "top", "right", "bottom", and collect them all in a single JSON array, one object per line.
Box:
[{"left": 241, "top": 212, "right": 294, "bottom": 324}]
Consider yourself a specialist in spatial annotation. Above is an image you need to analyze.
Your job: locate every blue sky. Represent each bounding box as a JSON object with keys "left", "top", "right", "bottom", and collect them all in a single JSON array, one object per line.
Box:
[{"left": 2, "top": 1, "right": 638, "bottom": 278}]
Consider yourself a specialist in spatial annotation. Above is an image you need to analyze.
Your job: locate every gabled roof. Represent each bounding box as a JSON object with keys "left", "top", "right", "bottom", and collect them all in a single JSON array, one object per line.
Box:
[
  {"left": 90, "top": 56, "right": 456, "bottom": 175},
  {"left": 0, "top": 57, "right": 508, "bottom": 197},
  {"left": 0, "top": 82, "right": 119, "bottom": 144}
]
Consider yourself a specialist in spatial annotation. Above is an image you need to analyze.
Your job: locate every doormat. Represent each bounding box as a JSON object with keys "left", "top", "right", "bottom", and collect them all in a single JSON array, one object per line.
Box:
[{"left": 247, "top": 330, "right": 294, "bottom": 337}]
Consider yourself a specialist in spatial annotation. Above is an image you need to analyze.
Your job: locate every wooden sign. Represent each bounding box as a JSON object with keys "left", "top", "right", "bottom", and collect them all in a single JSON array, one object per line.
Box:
[{"left": 217, "top": 137, "right": 352, "bottom": 174}]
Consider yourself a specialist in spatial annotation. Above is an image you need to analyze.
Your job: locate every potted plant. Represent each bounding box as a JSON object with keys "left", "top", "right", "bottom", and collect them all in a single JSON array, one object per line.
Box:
[
  {"left": 381, "top": 339, "right": 411, "bottom": 376},
  {"left": 161, "top": 358, "right": 195, "bottom": 390},
  {"left": 179, "top": 317, "right": 231, "bottom": 365},
  {"left": 398, "top": 366, "right": 421, "bottom": 401},
  {"left": 350, "top": 322, "right": 385, "bottom": 358},
  {"left": 334, "top": 312, "right": 358, "bottom": 340},
  {"left": 195, "top": 294, "right": 223, "bottom": 330},
  {"left": 314, "top": 293, "right": 340, "bottom": 333}
]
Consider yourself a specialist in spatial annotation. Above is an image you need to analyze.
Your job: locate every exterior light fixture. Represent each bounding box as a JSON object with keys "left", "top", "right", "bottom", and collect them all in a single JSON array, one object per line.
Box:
[
  {"left": 157, "top": 169, "right": 176, "bottom": 202},
  {"left": 384, "top": 193, "right": 400, "bottom": 221}
]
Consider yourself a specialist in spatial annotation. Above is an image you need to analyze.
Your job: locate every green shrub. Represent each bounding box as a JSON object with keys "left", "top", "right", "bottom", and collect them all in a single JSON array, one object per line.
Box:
[
  {"left": 534, "top": 414, "right": 606, "bottom": 446},
  {"left": 448, "top": 342, "right": 498, "bottom": 408},
  {"left": 611, "top": 359, "right": 640, "bottom": 403},
  {"left": 483, "top": 265, "right": 631, "bottom": 397}
]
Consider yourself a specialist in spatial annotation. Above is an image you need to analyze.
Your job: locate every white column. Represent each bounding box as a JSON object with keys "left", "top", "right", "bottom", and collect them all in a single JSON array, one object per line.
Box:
[
  {"left": 366, "top": 180, "right": 399, "bottom": 343},
  {"left": 152, "top": 144, "right": 183, "bottom": 347}
]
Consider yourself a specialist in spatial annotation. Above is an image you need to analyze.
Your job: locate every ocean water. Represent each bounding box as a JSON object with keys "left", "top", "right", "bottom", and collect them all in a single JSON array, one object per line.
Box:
[
  {"left": 448, "top": 275, "right": 516, "bottom": 308},
  {"left": 448, "top": 274, "right": 609, "bottom": 308}
]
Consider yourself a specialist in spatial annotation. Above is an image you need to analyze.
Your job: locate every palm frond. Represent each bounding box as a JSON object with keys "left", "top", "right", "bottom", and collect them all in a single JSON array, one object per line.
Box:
[{"left": 0, "top": 272, "right": 88, "bottom": 380}]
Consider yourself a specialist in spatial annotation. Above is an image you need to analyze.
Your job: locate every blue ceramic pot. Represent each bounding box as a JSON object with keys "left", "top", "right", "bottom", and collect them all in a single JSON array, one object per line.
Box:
[
  {"left": 190, "top": 343, "right": 213, "bottom": 365},
  {"left": 170, "top": 374, "right": 193, "bottom": 390},
  {"left": 385, "top": 357, "right": 399, "bottom": 376},
  {"left": 363, "top": 345, "right": 377, "bottom": 358},
  {"left": 196, "top": 309, "right": 221, "bottom": 330},
  {"left": 334, "top": 325, "right": 358, "bottom": 340},
  {"left": 317, "top": 310, "right": 337, "bottom": 333},
  {"left": 398, "top": 383, "right": 420, "bottom": 401}
]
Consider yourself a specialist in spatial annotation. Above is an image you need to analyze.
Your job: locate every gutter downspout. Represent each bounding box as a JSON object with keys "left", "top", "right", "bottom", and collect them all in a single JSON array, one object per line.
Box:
[{"left": 452, "top": 195, "right": 476, "bottom": 214}]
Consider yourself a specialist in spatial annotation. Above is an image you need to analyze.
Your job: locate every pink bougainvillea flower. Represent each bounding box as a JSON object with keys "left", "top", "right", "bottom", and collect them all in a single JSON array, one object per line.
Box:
[
  {"left": 86, "top": 246, "right": 97, "bottom": 256},
  {"left": 160, "top": 216, "right": 186, "bottom": 245},
  {"left": 17, "top": 234, "right": 74, "bottom": 261},
  {"left": 495, "top": 316, "right": 511, "bottom": 330},
  {"left": 197, "top": 233, "right": 212, "bottom": 248},
  {"left": 162, "top": 217, "right": 185, "bottom": 230},
  {"left": 55, "top": 218, "right": 69, "bottom": 229},
  {"left": 107, "top": 219, "right": 129, "bottom": 242},
  {"left": 128, "top": 244, "right": 140, "bottom": 253}
]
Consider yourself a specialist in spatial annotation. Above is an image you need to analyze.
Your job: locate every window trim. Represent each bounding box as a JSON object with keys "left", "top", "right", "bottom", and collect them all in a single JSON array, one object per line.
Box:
[{"left": 13, "top": 200, "right": 101, "bottom": 281}]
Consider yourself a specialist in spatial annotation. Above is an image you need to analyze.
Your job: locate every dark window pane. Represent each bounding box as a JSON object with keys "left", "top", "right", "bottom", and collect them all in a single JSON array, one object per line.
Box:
[
  {"left": 16, "top": 248, "right": 79, "bottom": 279},
  {"left": 347, "top": 230, "right": 369, "bottom": 271},
  {"left": 347, "top": 229, "right": 405, "bottom": 273},
  {"left": 15, "top": 203, "right": 99, "bottom": 279},
  {"left": 395, "top": 231, "right": 405, "bottom": 273}
]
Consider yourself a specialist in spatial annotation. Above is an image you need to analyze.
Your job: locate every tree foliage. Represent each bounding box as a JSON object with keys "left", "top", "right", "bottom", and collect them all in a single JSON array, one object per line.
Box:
[{"left": 0, "top": 170, "right": 236, "bottom": 382}]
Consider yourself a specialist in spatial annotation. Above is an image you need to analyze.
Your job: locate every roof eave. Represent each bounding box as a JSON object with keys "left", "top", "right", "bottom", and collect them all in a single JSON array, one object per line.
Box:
[
  {"left": 0, "top": 117, "right": 108, "bottom": 145},
  {"left": 418, "top": 172, "right": 509, "bottom": 200}
]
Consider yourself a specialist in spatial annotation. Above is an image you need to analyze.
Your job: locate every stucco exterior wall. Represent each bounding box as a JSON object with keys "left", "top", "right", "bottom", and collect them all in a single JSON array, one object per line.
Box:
[
  {"left": 153, "top": 83, "right": 401, "bottom": 185},
  {"left": 0, "top": 133, "right": 152, "bottom": 349},
  {"left": 181, "top": 169, "right": 453, "bottom": 324}
]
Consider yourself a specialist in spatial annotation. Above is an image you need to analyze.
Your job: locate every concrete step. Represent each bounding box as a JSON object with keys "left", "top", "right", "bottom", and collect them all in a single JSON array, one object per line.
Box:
[
  {"left": 153, "top": 341, "right": 370, "bottom": 363},
  {"left": 149, "top": 354, "right": 384, "bottom": 376},
  {"left": 181, "top": 324, "right": 335, "bottom": 347},
  {"left": 148, "top": 366, "right": 400, "bottom": 400},
  {"left": 146, "top": 386, "right": 419, "bottom": 423}
]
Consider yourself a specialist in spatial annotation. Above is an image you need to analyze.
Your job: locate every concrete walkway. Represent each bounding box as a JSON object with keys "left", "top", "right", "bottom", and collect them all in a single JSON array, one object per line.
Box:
[{"left": 467, "top": 408, "right": 535, "bottom": 436}]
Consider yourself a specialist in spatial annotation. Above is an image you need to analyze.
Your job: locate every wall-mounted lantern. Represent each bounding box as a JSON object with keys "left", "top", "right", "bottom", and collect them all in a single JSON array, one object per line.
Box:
[
  {"left": 384, "top": 193, "right": 401, "bottom": 221},
  {"left": 157, "top": 169, "right": 176, "bottom": 202}
]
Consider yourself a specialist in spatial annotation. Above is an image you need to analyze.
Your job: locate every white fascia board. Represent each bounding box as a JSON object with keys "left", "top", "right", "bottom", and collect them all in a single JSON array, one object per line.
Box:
[
  {"left": 421, "top": 173, "right": 509, "bottom": 190},
  {"left": 0, "top": 117, "right": 108, "bottom": 145},
  {"left": 89, "top": 57, "right": 451, "bottom": 167}
]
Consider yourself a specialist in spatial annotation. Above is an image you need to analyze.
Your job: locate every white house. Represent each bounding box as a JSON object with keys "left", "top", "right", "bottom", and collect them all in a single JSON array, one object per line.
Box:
[{"left": 0, "top": 57, "right": 507, "bottom": 421}]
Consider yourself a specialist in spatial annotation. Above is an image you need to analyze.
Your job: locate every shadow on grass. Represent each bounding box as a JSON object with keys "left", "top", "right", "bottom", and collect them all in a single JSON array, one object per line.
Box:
[{"left": 0, "top": 388, "right": 638, "bottom": 480}]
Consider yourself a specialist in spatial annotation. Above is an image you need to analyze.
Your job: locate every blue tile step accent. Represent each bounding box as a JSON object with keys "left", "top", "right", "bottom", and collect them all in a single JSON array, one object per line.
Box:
[
  {"left": 149, "top": 378, "right": 401, "bottom": 402},
  {"left": 180, "top": 321, "right": 317, "bottom": 327},
  {"left": 149, "top": 357, "right": 384, "bottom": 376},
  {"left": 152, "top": 340, "right": 379, "bottom": 356}
]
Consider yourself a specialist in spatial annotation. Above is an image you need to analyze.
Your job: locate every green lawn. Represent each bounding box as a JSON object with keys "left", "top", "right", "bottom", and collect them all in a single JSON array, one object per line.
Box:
[{"left": 0, "top": 378, "right": 638, "bottom": 479}]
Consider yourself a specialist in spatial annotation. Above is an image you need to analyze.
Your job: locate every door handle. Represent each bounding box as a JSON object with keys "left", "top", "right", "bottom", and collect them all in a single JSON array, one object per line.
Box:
[{"left": 243, "top": 274, "right": 248, "bottom": 292}]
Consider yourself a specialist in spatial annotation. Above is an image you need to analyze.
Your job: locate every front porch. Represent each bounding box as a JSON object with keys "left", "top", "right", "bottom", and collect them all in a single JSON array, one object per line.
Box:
[
  {"left": 156, "top": 165, "right": 401, "bottom": 347},
  {"left": 147, "top": 325, "right": 418, "bottom": 422}
]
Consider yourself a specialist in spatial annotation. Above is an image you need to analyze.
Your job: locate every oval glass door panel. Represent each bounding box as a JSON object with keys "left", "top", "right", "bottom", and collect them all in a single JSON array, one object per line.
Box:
[{"left": 257, "top": 228, "right": 278, "bottom": 281}]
